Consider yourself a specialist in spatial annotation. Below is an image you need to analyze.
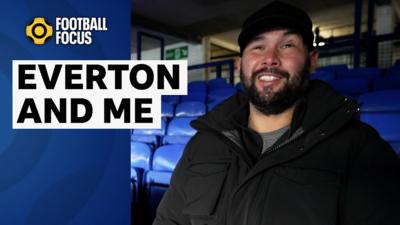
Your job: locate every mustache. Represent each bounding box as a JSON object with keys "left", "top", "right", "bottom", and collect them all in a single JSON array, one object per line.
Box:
[{"left": 252, "top": 67, "right": 290, "bottom": 80}]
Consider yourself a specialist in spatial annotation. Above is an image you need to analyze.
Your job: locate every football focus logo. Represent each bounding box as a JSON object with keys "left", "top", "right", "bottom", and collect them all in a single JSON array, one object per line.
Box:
[{"left": 26, "top": 18, "right": 53, "bottom": 45}]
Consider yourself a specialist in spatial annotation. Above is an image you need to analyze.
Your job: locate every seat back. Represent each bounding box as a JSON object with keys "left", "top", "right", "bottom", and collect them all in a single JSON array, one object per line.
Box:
[
  {"left": 175, "top": 101, "right": 206, "bottom": 117},
  {"left": 144, "top": 144, "right": 185, "bottom": 223},
  {"left": 207, "top": 77, "right": 229, "bottom": 92},
  {"left": 317, "top": 64, "right": 348, "bottom": 76},
  {"left": 359, "top": 90, "right": 400, "bottom": 155},
  {"left": 329, "top": 78, "right": 370, "bottom": 97},
  {"left": 372, "top": 76, "right": 400, "bottom": 91},
  {"left": 180, "top": 91, "right": 207, "bottom": 102},
  {"left": 163, "top": 117, "right": 197, "bottom": 145},
  {"left": 188, "top": 80, "right": 207, "bottom": 93},
  {"left": 130, "top": 142, "right": 152, "bottom": 171},
  {"left": 161, "top": 102, "right": 174, "bottom": 118},
  {"left": 310, "top": 71, "right": 335, "bottom": 82},
  {"left": 336, "top": 67, "right": 380, "bottom": 80},
  {"left": 208, "top": 87, "right": 236, "bottom": 103}
]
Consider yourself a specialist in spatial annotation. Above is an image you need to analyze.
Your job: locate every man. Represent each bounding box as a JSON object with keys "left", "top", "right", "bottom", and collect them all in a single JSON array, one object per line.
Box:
[{"left": 153, "top": 1, "right": 400, "bottom": 225}]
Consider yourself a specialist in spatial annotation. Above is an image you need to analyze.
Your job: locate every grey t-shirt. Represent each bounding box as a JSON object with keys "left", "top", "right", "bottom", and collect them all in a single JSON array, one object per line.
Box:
[{"left": 259, "top": 125, "right": 290, "bottom": 154}]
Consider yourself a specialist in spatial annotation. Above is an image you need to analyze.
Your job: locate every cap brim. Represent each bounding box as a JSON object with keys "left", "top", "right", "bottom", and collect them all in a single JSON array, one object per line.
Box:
[{"left": 238, "top": 16, "right": 312, "bottom": 51}]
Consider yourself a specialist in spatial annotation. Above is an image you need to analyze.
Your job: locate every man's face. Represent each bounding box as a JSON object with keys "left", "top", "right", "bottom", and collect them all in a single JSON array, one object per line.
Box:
[{"left": 240, "top": 29, "right": 317, "bottom": 115}]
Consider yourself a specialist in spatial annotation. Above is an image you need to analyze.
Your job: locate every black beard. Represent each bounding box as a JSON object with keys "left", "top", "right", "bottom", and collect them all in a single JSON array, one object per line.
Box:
[{"left": 240, "top": 59, "right": 310, "bottom": 115}]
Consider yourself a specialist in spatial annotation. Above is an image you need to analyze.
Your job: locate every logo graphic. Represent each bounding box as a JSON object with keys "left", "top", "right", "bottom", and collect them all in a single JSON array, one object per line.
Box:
[{"left": 26, "top": 18, "right": 53, "bottom": 45}]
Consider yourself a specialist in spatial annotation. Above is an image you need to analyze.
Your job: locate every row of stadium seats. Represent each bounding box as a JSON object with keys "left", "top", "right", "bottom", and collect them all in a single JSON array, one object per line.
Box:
[
  {"left": 358, "top": 90, "right": 400, "bottom": 155},
  {"left": 133, "top": 90, "right": 400, "bottom": 153},
  {"left": 311, "top": 65, "right": 400, "bottom": 97},
  {"left": 162, "top": 77, "right": 239, "bottom": 105},
  {"left": 160, "top": 100, "right": 223, "bottom": 118},
  {"left": 131, "top": 65, "right": 400, "bottom": 225},
  {"left": 316, "top": 64, "right": 400, "bottom": 77},
  {"left": 131, "top": 143, "right": 185, "bottom": 225},
  {"left": 131, "top": 117, "right": 197, "bottom": 147},
  {"left": 163, "top": 66, "right": 400, "bottom": 107}
]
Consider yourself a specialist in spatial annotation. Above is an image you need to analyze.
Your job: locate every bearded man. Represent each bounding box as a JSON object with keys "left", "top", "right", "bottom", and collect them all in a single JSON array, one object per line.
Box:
[{"left": 153, "top": 2, "right": 400, "bottom": 225}]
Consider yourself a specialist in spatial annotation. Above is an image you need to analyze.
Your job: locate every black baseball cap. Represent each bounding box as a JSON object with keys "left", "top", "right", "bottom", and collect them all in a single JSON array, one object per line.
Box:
[{"left": 238, "top": 1, "right": 314, "bottom": 54}]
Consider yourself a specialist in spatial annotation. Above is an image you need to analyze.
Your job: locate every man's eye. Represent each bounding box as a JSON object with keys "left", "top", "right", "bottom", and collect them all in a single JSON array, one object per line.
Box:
[
  {"left": 252, "top": 46, "right": 264, "bottom": 50},
  {"left": 281, "top": 43, "right": 295, "bottom": 49}
]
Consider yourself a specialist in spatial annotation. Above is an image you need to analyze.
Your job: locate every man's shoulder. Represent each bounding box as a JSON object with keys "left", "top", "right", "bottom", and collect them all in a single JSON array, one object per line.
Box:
[
  {"left": 344, "top": 118, "right": 384, "bottom": 139},
  {"left": 339, "top": 118, "right": 398, "bottom": 158}
]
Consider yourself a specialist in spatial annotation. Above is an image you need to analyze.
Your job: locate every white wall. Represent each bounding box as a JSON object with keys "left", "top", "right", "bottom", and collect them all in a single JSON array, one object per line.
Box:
[{"left": 131, "top": 42, "right": 205, "bottom": 82}]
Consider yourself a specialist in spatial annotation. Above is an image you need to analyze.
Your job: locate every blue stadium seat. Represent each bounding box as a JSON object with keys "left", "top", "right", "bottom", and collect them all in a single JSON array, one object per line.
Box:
[
  {"left": 310, "top": 71, "right": 335, "bottom": 82},
  {"left": 133, "top": 119, "right": 167, "bottom": 136},
  {"left": 188, "top": 80, "right": 207, "bottom": 93},
  {"left": 131, "top": 167, "right": 138, "bottom": 200},
  {"left": 358, "top": 90, "right": 400, "bottom": 112},
  {"left": 372, "top": 76, "right": 400, "bottom": 91},
  {"left": 162, "top": 95, "right": 180, "bottom": 105},
  {"left": 385, "top": 66, "right": 400, "bottom": 76},
  {"left": 162, "top": 117, "right": 197, "bottom": 145},
  {"left": 130, "top": 142, "right": 152, "bottom": 206},
  {"left": 336, "top": 67, "right": 380, "bottom": 80},
  {"left": 235, "top": 82, "right": 244, "bottom": 91},
  {"left": 360, "top": 113, "right": 400, "bottom": 155},
  {"left": 207, "top": 77, "right": 230, "bottom": 92},
  {"left": 208, "top": 101, "right": 222, "bottom": 111},
  {"left": 144, "top": 144, "right": 185, "bottom": 223},
  {"left": 359, "top": 90, "right": 400, "bottom": 155},
  {"left": 390, "top": 142, "right": 400, "bottom": 155},
  {"left": 208, "top": 87, "right": 237, "bottom": 103},
  {"left": 180, "top": 91, "right": 207, "bottom": 102},
  {"left": 131, "top": 119, "right": 167, "bottom": 146},
  {"left": 131, "top": 142, "right": 152, "bottom": 172},
  {"left": 317, "top": 64, "right": 348, "bottom": 76},
  {"left": 175, "top": 101, "right": 206, "bottom": 117},
  {"left": 130, "top": 134, "right": 158, "bottom": 146},
  {"left": 152, "top": 144, "right": 185, "bottom": 172},
  {"left": 329, "top": 78, "right": 370, "bottom": 97},
  {"left": 162, "top": 102, "right": 174, "bottom": 118}
]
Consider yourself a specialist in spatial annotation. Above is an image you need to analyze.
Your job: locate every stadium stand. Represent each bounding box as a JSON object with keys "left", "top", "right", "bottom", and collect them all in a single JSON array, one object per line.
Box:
[
  {"left": 188, "top": 80, "right": 207, "bottom": 93},
  {"left": 208, "top": 87, "right": 237, "bottom": 103},
  {"left": 207, "top": 77, "right": 231, "bottom": 92},
  {"left": 336, "top": 67, "right": 381, "bottom": 80},
  {"left": 162, "top": 117, "right": 197, "bottom": 145},
  {"left": 161, "top": 102, "right": 174, "bottom": 118},
  {"left": 162, "top": 95, "right": 180, "bottom": 105},
  {"left": 131, "top": 119, "right": 167, "bottom": 146},
  {"left": 175, "top": 101, "right": 206, "bottom": 117},
  {"left": 130, "top": 142, "right": 152, "bottom": 207},
  {"left": 131, "top": 0, "right": 400, "bottom": 221},
  {"left": 310, "top": 71, "right": 336, "bottom": 83},
  {"left": 329, "top": 78, "right": 370, "bottom": 97},
  {"left": 358, "top": 90, "right": 400, "bottom": 154},
  {"left": 132, "top": 60, "right": 400, "bottom": 224},
  {"left": 143, "top": 144, "right": 185, "bottom": 224},
  {"left": 372, "top": 75, "right": 400, "bottom": 91},
  {"left": 235, "top": 82, "right": 244, "bottom": 91},
  {"left": 316, "top": 64, "right": 348, "bottom": 76}
]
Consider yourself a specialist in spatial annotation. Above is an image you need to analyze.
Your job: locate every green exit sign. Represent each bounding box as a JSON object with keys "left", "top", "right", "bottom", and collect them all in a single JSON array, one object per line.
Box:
[{"left": 166, "top": 46, "right": 188, "bottom": 60}]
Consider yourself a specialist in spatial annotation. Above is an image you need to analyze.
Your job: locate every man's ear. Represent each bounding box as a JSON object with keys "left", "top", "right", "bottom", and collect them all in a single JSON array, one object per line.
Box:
[
  {"left": 236, "top": 57, "right": 242, "bottom": 72},
  {"left": 308, "top": 50, "right": 319, "bottom": 73}
]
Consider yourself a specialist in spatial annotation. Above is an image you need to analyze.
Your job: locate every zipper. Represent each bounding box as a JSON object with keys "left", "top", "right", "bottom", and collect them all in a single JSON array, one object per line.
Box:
[
  {"left": 220, "top": 130, "right": 253, "bottom": 169},
  {"left": 260, "top": 127, "right": 305, "bottom": 159},
  {"left": 224, "top": 129, "right": 305, "bottom": 225}
]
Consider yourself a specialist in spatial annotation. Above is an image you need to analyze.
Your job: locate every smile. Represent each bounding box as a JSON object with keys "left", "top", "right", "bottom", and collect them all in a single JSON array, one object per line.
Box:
[{"left": 258, "top": 75, "right": 281, "bottom": 81}]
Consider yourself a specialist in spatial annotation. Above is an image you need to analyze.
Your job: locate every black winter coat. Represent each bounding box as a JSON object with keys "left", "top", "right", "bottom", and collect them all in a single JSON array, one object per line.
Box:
[{"left": 153, "top": 80, "right": 400, "bottom": 225}]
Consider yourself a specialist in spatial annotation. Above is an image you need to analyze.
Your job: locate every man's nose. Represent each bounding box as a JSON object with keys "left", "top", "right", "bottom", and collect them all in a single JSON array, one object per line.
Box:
[{"left": 261, "top": 49, "right": 280, "bottom": 67}]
